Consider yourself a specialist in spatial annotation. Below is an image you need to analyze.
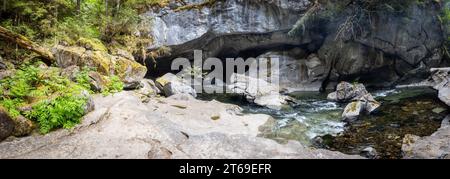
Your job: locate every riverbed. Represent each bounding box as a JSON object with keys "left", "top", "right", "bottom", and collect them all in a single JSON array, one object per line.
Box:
[{"left": 198, "top": 87, "right": 448, "bottom": 159}]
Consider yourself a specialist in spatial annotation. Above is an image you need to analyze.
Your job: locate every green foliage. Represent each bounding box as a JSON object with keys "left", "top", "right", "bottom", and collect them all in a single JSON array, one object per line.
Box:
[
  {"left": 0, "top": 63, "right": 91, "bottom": 134},
  {"left": 107, "top": 75, "right": 125, "bottom": 93},
  {"left": 75, "top": 67, "right": 95, "bottom": 92},
  {"left": 0, "top": 99, "right": 23, "bottom": 118},
  {"left": 74, "top": 67, "right": 124, "bottom": 95},
  {"left": 25, "top": 94, "right": 87, "bottom": 134}
]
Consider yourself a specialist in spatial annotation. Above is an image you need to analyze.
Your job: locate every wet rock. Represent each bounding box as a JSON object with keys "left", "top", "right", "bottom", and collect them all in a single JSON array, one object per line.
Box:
[
  {"left": 254, "top": 94, "right": 293, "bottom": 111},
  {"left": 438, "top": 88, "right": 450, "bottom": 107},
  {"left": 329, "top": 82, "right": 380, "bottom": 121},
  {"left": 329, "top": 82, "right": 369, "bottom": 102},
  {"left": 327, "top": 92, "right": 337, "bottom": 101},
  {"left": 360, "top": 94, "right": 381, "bottom": 114},
  {"left": 432, "top": 107, "right": 447, "bottom": 114},
  {"left": 442, "top": 115, "right": 450, "bottom": 127},
  {"left": 402, "top": 127, "right": 450, "bottom": 159},
  {"left": 342, "top": 101, "right": 364, "bottom": 122},
  {"left": 426, "top": 68, "right": 450, "bottom": 106},
  {"left": 429, "top": 68, "right": 450, "bottom": 90},
  {"left": 361, "top": 147, "right": 378, "bottom": 159},
  {"left": 156, "top": 73, "right": 197, "bottom": 97},
  {"left": 0, "top": 108, "right": 14, "bottom": 141}
]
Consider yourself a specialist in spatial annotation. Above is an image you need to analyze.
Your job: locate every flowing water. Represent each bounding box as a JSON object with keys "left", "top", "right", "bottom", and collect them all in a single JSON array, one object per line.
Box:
[{"left": 198, "top": 87, "right": 448, "bottom": 159}]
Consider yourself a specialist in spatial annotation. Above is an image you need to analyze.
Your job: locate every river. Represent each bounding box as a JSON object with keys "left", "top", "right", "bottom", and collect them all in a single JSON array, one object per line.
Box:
[{"left": 199, "top": 87, "right": 448, "bottom": 158}]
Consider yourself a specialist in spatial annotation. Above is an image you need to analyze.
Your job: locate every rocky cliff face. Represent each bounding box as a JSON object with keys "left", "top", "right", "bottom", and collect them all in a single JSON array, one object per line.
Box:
[
  {"left": 144, "top": 0, "right": 447, "bottom": 91},
  {"left": 319, "top": 1, "right": 446, "bottom": 88},
  {"left": 145, "top": 0, "right": 316, "bottom": 76}
]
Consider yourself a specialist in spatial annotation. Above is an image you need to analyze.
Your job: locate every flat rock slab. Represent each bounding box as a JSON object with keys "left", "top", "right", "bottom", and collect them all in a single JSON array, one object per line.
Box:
[{"left": 0, "top": 92, "right": 361, "bottom": 159}]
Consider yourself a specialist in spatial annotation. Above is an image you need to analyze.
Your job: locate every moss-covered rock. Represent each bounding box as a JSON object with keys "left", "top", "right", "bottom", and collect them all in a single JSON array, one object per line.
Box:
[
  {"left": 114, "top": 56, "right": 147, "bottom": 88},
  {"left": 0, "top": 107, "right": 14, "bottom": 141},
  {"left": 88, "top": 71, "right": 109, "bottom": 92},
  {"left": 77, "top": 38, "right": 108, "bottom": 52},
  {"left": 52, "top": 45, "right": 147, "bottom": 88},
  {"left": 0, "top": 107, "right": 35, "bottom": 139},
  {"left": 11, "top": 115, "right": 35, "bottom": 137}
]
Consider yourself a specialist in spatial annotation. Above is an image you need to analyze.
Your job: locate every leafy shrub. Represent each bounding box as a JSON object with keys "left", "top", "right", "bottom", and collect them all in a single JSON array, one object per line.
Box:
[
  {"left": 0, "top": 63, "right": 91, "bottom": 134},
  {"left": 25, "top": 94, "right": 87, "bottom": 134},
  {"left": 107, "top": 75, "right": 125, "bottom": 94}
]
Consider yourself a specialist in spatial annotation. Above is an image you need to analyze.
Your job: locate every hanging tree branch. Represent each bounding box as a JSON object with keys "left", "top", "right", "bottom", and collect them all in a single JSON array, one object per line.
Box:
[{"left": 0, "top": 25, "right": 54, "bottom": 62}]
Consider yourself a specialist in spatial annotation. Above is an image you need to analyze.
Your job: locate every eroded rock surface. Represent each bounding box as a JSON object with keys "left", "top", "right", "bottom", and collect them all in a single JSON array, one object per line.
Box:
[
  {"left": 0, "top": 92, "right": 360, "bottom": 159},
  {"left": 229, "top": 73, "right": 292, "bottom": 110},
  {"left": 52, "top": 45, "right": 147, "bottom": 89},
  {"left": 328, "top": 82, "right": 380, "bottom": 122},
  {"left": 402, "top": 117, "right": 450, "bottom": 159}
]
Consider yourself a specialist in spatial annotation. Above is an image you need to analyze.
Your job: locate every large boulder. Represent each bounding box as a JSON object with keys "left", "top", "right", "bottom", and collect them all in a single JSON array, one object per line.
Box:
[
  {"left": 11, "top": 115, "right": 35, "bottom": 137},
  {"left": 438, "top": 88, "right": 450, "bottom": 107},
  {"left": 255, "top": 51, "right": 327, "bottom": 92},
  {"left": 0, "top": 108, "right": 36, "bottom": 140},
  {"left": 229, "top": 73, "right": 291, "bottom": 110},
  {"left": 328, "top": 82, "right": 380, "bottom": 121},
  {"left": 155, "top": 73, "right": 197, "bottom": 97},
  {"left": 327, "top": 82, "right": 369, "bottom": 102},
  {"left": 402, "top": 124, "right": 450, "bottom": 159},
  {"left": 135, "top": 79, "right": 161, "bottom": 101},
  {"left": 0, "top": 108, "right": 14, "bottom": 141},
  {"left": 341, "top": 94, "right": 381, "bottom": 122},
  {"left": 52, "top": 45, "right": 147, "bottom": 89},
  {"left": 426, "top": 68, "right": 450, "bottom": 106},
  {"left": 342, "top": 101, "right": 364, "bottom": 122}
]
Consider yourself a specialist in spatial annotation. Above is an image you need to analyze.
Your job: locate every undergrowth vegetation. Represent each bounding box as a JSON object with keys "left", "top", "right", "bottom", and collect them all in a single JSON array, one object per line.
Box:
[{"left": 0, "top": 62, "right": 123, "bottom": 134}]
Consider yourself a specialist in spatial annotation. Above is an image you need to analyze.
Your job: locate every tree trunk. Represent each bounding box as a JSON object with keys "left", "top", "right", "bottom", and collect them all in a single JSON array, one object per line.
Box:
[
  {"left": 77, "top": 0, "right": 81, "bottom": 14},
  {"left": 105, "top": 0, "right": 108, "bottom": 17},
  {"left": 0, "top": 25, "right": 54, "bottom": 62}
]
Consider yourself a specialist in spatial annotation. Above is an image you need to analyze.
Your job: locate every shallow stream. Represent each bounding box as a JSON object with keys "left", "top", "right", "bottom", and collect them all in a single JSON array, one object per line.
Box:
[{"left": 198, "top": 88, "right": 448, "bottom": 158}]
